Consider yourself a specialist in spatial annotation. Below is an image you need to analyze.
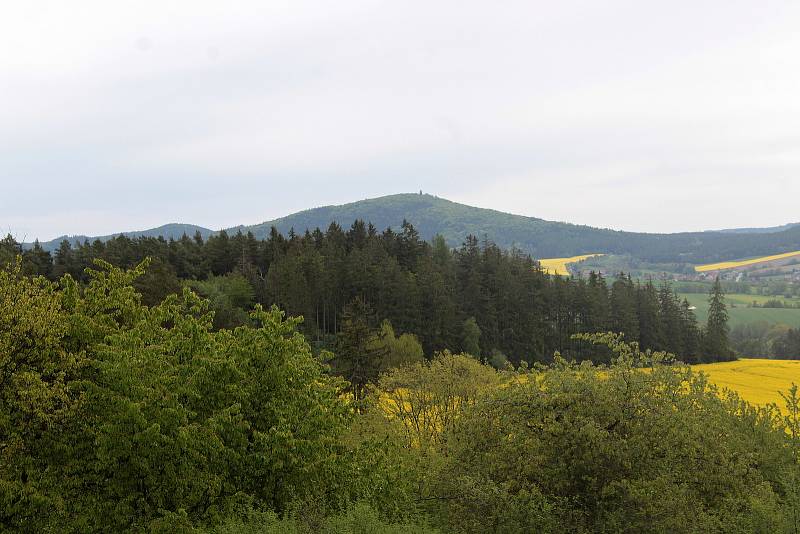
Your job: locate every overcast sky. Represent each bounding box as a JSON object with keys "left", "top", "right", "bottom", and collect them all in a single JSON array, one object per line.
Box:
[{"left": 3, "top": 1, "right": 800, "bottom": 241}]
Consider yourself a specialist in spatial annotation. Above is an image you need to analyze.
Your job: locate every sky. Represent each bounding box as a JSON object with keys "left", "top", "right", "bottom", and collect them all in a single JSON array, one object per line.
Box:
[{"left": 3, "top": 0, "right": 800, "bottom": 241}]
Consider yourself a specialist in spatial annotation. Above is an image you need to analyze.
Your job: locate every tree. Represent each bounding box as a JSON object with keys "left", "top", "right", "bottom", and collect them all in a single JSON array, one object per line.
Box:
[
  {"left": 0, "top": 234, "right": 22, "bottom": 266},
  {"left": 461, "top": 317, "right": 481, "bottom": 357},
  {"left": 375, "top": 351, "right": 501, "bottom": 449},
  {"left": 704, "top": 277, "right": 732, "bottom": 361},
  {"left": 335, "top": 297, "right": 387, "bottom": 402},
  {"left": 0, "top": 259, "right": 85, "bottom": 530},
  {"left": 610, "top": 273, "right": 639, "bottom": 343},
  {"left": 368, "top": 320, "right": 424, "bottom": 371}
]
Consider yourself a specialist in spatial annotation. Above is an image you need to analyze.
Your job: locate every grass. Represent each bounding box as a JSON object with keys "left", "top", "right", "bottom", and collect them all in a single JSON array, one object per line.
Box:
[
  {"left": 678, "top": 293, "right": 800, "bottom": 328},
  {"left": 539, "top": 254, "right": 604, "bottom": 276},
  {"left": 695, "top": 359, "right": 800, "bottom": 408},
  {"left": 695, "top": 250, "right": 800, "bottom": 272}
]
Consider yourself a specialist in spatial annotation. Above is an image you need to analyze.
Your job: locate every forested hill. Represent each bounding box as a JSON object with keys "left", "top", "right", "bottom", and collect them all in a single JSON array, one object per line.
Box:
[
  {"left": 30, "top": 193, "right": 800, "bottom": 263},
  {"left": 233, "top": 194, "right": 800, "bottom": 263},
  {"left": 714, "top": 222, "right": 800, "bottom": 234},
  {"left": 33, "top": 224, "right": 214, "bottom": 252}
]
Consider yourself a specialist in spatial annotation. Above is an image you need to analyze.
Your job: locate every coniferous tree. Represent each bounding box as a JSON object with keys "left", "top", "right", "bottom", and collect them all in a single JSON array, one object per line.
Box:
[
  {"left": 681, "top": 298, "right": 701, "bottom": 363},
  {"left": 704, "top": 277, "right": 732, "bottom": 361},
  {"left": 637, "top": 280, "right": 663, "bottom": 352},
  {"left": 334, "top": 296, "right": 386, "bottom": 402},
  {"left": 610, "top": 273, "right": 639, "bottom": 343}
]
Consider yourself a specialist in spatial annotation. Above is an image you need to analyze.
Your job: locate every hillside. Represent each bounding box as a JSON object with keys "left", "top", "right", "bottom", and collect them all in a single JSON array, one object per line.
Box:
[
  {"left": 30, "top": 193, "right": 800, "bottom": 263},
  {"left": 229, "top": 194, "right": 800, "bottom": 263},
  {"left": 715, "top": 222, "right": 800, "bottom": 234},
  {"left": 33, "top": 224, "right": 214, "bottom": 252}
]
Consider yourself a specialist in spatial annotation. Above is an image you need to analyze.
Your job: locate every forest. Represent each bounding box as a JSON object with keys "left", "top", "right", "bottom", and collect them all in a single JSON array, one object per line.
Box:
[
  {"left": 3, "top": 217, "right": 733, "bottom": 366},
  {"left": 3, "top": 253, "right": 800, "bottom": 532}
]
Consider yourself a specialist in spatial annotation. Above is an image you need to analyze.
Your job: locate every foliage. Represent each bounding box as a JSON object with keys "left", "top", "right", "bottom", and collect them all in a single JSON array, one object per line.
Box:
[
  {"left": 188, "top": 273, "right": 256, "bottom": 329},
  {"left": 0, "top": 259, "right": 416, "bottom": 531},
  {"left": 428, "top": 334, "right": 798, "bottom": 533},
  {"left": 368, "top": 320, "right": 424, "bottom": 371},
  {"left": 198, "top": 501, "right": 439, "bottom": 533},
  {"left": 7, "top": 245, "right": 800, "bottom": 532},
  {"left": 375, "top": 351, "right": 502, "bottom": 449}
]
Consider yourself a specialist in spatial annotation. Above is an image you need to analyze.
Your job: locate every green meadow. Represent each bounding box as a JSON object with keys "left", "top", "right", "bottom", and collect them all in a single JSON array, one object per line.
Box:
[{"left": 679, "top": 292, "right": 800, "bottom": 328}]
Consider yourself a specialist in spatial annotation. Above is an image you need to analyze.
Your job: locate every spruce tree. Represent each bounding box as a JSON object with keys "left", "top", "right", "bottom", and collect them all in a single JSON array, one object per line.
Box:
[
  {"left": 334, "top": 296, "right": 387, "bottom": 402},
  {"left": 704, "top": 277, "right": 732, "bottom": 361}
]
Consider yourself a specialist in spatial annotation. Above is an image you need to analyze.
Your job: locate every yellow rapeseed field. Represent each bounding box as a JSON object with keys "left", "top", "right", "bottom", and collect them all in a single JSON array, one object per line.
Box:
[
  {"left": 695, "top": 250, "right": 800, "bottom": 273},
  {"left": 694, "top": 358, "right": 800, "bottom": 407},
  {"left": 539, "top": 254, "right": 604, "bottom": 276}
]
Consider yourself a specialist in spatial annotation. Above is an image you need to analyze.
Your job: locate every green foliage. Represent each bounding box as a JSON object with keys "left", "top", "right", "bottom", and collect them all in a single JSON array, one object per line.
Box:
[
  {"left": 5, "top": 257, "right": 800, "bottom": 532},
  {"left": 199, "top": 502, "right": 439, "bottom": 534},
  {"left": 1, "top": 259, "right": 412, "bottom": 531},
  {"left": 188, "top": 273, "right": 255, "bottom": 329},
  {"left": 0, "top": 258, "right": 85, "bottom": 530},
  {"left": 375, "top": 351, "right": 502, "bottom": 449},
  {"left": 369, "top": 320, "right": 424, "bottom": 371},
  {"left": 460, "top": 317, "right": 481, "bottom": 357},
  {"left": 428, "top": 335, "right": 797, "bottom": 533}
]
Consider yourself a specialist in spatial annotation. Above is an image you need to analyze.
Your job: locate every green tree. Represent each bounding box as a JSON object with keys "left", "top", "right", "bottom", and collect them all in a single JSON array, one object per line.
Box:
[
  {"left": 368, "top": 320, "right": 424, "bottom": 371},
  {"left": 704, "top": 277, "right": 732, "bottom": 361},
  {"left": 0, "top": 259, "right": 85, "bottom": 531},
  {"left": 334, "top": 297, "right": 387, "bottom": 402},
  {"left": 461, "top": 317, "right": 481, "bottom": 357}
]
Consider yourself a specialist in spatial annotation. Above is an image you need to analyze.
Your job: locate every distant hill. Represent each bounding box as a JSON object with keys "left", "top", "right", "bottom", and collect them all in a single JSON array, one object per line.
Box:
[
  {"left": 228, "top": 194, "right": 800, "bottom": 263},
  {"left": 713, "top": 223, "right": 800, "bottom": 234},
  {"left": 26, "top": 194, "right": 800, "bottom": 263},
  {"left": 32, "top": 224, "right": 213, "bottom": 252}
]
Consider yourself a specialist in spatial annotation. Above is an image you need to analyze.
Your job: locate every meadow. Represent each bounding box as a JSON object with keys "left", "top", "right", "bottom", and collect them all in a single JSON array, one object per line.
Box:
[
  {"left": 695, "top": 250, "right": 800, "bottom": 272},
  {"left": 539, "top": 253, "right": 603, "bottom": 276},
  {"left": 679, "top": 292, "right": 800, "bottom": 328},
  {"left": 695, "top": 358, "right": 800, "bottom": 408}
]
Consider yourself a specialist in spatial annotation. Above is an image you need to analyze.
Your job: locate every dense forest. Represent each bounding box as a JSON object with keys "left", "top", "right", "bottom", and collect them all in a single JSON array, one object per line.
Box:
[
  {"left": 4, "top": 217, "right": 733, "bottom": 365},
  {"left": 3, "top": 257, "right": 800, "bottom": 532},
  {"left": 29, "top": 194, "right": 800, "bottom": 263}
]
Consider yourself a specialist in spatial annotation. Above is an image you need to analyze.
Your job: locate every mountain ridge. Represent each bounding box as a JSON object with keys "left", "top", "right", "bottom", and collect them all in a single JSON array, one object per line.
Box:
[
  {"left": 24, "top": 194, "right": 800, "bottom": 263},
  {"left": 32, "top": 224, "right": 214, "bottom": 251}
]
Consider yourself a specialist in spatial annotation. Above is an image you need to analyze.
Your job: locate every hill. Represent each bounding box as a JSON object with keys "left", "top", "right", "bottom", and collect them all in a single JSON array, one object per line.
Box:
[
  {"left": 229, "top": 194, "right": 800, "bottom": 263},
  {"left": 714, "top": 222, "right": 800, "bottom": 234},
  {"left": 33, "top": 224, "right": 213, "bottom": 252},
  {"left": 28, "top": 193, "right": 800, "bottom": 263}
]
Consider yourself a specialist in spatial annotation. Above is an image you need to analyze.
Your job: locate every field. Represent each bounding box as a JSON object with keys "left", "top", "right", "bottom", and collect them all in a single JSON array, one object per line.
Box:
[
  {"left": 679, "top": 293, "right": 800, "bottom": 328},
  {"left": 695, "top": 358, "right": 800, "bottom": 408},
  {"left": 695, "top": 250, "right": 800, "bottom": 272},
  {"left": 539, "top": 254, "right": 604, "bottom": 276}
]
